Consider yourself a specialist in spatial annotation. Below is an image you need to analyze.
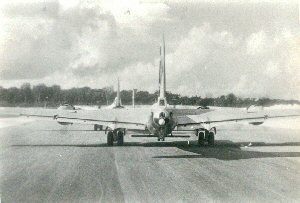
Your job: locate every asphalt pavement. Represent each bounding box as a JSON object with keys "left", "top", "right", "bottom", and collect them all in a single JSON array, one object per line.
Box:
[{"left": 1, "top": 119, "right": 300, "bottom": 202}]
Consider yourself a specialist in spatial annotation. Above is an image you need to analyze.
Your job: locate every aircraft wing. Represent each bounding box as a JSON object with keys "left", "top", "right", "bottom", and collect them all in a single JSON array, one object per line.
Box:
[
  {"left": 19, "top": 108, "right": 150, "bottom": 130},
  {"left": 172, "top": 108, "right": 300, "bottom": 130}
]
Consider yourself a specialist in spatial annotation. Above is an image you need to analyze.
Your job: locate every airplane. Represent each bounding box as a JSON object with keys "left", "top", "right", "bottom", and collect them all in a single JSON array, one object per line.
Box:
[
  {"left": 94, "top": 78, "right": 125, "bottom": 131},
  {"left": 57, "top": 103, "right": 76, "bottom": 110},
  {"left": 54, "top": 79, "right": 125, "bottom": 130},
  {"left": 20, "top": 37, "right": 300, "bottom": 146},
  {"left": 103, "top": 78, "right": 125, "bottom": 109}
]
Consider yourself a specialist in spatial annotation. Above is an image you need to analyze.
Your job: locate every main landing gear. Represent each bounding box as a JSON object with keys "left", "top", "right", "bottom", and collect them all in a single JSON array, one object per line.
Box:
[
  {"left": 197, "top": 130, "right": 215, "bottom": 147},
  {"left": 157, "top": 137, "right": 165, "bottom": 141},
  {"left": 107, "top": 130, "right": 124, "bottom": 146}
]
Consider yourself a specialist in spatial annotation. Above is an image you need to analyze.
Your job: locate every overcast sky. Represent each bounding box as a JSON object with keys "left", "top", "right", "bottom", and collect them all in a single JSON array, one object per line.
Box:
[{"left": 0, "top": 0, "right": 299, "bottom": 99}]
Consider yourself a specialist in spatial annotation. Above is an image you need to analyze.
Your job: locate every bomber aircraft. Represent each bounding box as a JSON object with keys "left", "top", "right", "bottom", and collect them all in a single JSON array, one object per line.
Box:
[
  {"left": 94, "top": 78, "right": 125, "bottom": 131},
  {"left": 104, "top": 78, "right": 125, "bottom": 110},
  {"left": 20, "top": 38, "right": 300, "bottom": 146}
]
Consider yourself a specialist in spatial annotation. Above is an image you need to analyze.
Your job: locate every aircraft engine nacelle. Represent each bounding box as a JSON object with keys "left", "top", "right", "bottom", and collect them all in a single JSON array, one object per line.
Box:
[
  {"left": 249, "top": 121, "right": 264, "bottom": 125},
  {"left": 248, "top": 117, "right": 266, "bottom": 125},
  {"left": 94, "top": 124, "right": 103, "bottom": 131},
  {"left": 57, "top": 121, "right": 73, "bottom": 125}
]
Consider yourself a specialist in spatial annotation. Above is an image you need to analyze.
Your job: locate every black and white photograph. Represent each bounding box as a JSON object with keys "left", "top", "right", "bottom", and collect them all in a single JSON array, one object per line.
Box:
[{"left": 0, "top": 0, "right": 300, "bottom": 202}]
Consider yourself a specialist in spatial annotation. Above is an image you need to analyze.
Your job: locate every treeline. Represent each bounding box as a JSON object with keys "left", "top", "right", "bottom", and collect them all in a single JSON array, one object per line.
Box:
[{"left": 0, "top": 83, "right": 299, "bottom": 107}]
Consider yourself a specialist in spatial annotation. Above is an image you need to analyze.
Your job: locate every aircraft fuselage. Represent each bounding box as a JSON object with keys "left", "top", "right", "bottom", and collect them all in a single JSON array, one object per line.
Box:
[{"left": 146, "top": 107, "right": 177, "bottom": 140}]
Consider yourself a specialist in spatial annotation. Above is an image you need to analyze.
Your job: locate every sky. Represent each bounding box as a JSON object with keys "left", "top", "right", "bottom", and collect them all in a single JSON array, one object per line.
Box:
[{"left": 0, "top": 0, "right": 299, "bottom": 99}]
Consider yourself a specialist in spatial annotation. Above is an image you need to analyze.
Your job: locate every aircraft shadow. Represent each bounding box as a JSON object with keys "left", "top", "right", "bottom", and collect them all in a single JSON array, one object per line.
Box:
[
  {"left": 11, "top": 140, "right": 300, "bottom": 161},
  {"left": 153, "top": 140, "right": 300, "bottom": 160}
]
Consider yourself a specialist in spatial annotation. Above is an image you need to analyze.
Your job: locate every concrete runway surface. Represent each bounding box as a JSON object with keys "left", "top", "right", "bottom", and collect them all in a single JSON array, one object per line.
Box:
[{"left": 1, "top": 119, "right": 300, "bottom": 203}]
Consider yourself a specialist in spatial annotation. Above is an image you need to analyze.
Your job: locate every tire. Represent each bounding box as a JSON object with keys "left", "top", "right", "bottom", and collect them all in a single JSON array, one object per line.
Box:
[
  {"left": 198, "top": 132, "right": 205, "bottom": 146},
  {"left": 107, "top": 131, "right": 114, "bottom": 146},
  {"left": 117, "top": 131, "right": 124, "bottom": 146},
  {"left": 208, "top": 132, "right": 215, "bottom": 147},
  {"left": 94, "top": 125, "right": 98, "bottom": 131}
]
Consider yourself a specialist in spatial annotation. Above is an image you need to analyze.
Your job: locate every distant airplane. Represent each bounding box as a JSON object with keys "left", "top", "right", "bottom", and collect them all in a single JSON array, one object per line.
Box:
[
  {"left": 94, "top": 78, "right": 125, "bottom": 130},
  {"left": 54, "top": 78, "right": 125, "bottom": 130},
  {"left": 104, "top": 78, "right": 124, "bottom": 109},
  {"left": 55, "top": 103, "right": 78, "bottom": 126},
  {"left": 21, "top": 36, "right": 300, "bottom": 146},
  {"left": 57, "top": 103, "right": 76, "bottom": 110}
]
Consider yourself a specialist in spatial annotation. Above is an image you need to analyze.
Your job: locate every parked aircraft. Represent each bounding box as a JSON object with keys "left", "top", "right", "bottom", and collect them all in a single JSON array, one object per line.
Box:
[
  {"left": 104, "top": 78, "right": 124, "bottom": 109},
  {"left": 21, "top": 37, "right": 300, "bottom": 146},
  {"left": 93, "top": 78, "right": 125, "bottom": 131}
]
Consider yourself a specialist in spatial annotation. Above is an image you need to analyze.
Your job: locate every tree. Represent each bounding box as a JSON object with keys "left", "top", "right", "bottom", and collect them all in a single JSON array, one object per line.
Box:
[
  {"left": 21, "top": 83, "right": 34, "bottom": 104},
  {"left": 0, "top": 85, "right": 299, "bottom": 107},
  {"left": 225, "top": 93, "right": 237, "bottom": 107},
  {"left": 32, "top": 84, "right": 48, "bottom": 104},
  {"left": 50, "top": 85, "right": 62, "bottom": 104},
  {"left": 6, "top": 87, "right": 20, "bottom": 104}
]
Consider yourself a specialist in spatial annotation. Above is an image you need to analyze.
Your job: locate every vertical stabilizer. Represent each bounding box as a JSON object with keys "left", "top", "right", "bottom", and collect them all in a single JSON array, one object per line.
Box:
[
  {"left": 157, "top": 35, "right": 167, "bottom": 107},
  {"left": 159, "top": 35, "right": 166, "bottom": 99},
  {"left": 106, "top": 78, "right": 124, "bottom": 109}
]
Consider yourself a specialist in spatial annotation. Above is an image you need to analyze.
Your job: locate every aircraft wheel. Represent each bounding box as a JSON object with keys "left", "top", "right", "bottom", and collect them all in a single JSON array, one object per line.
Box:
[
  {"left": 208, "top": 132, "right": 215, "bottom": 147},
  {"left": 94, "top": 125, "right": 98, "bottom": 131},
  {"left": 107, "top": 131, "right": 114, "bottom": 146},
  {"left": 117, "top": 131, "right": 124, "bottom": 146},
  {"left": 198, "top": 131, "right": 205, "bottom": 146}
]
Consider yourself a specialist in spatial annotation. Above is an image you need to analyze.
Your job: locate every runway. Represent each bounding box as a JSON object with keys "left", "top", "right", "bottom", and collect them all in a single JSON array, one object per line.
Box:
[{"left": 1, "top": 119, "right": 300, "bottom": 202}]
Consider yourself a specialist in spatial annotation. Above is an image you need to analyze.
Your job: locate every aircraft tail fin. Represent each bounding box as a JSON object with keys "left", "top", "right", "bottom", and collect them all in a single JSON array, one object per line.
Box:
[
  {"left": 106, "top": 78, "right": 124, "bottom": 109},
  {"left": 158, "top": 35, "right": 167, "bottom": 106},
  {"left": 159, "top": 35, "right": 166, "bottom": 98}
]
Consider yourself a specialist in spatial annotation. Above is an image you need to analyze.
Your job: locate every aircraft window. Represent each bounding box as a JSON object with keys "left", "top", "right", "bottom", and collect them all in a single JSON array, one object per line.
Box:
[{"left": 159, "top": 100, "right": 165, "bottom": 106}]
